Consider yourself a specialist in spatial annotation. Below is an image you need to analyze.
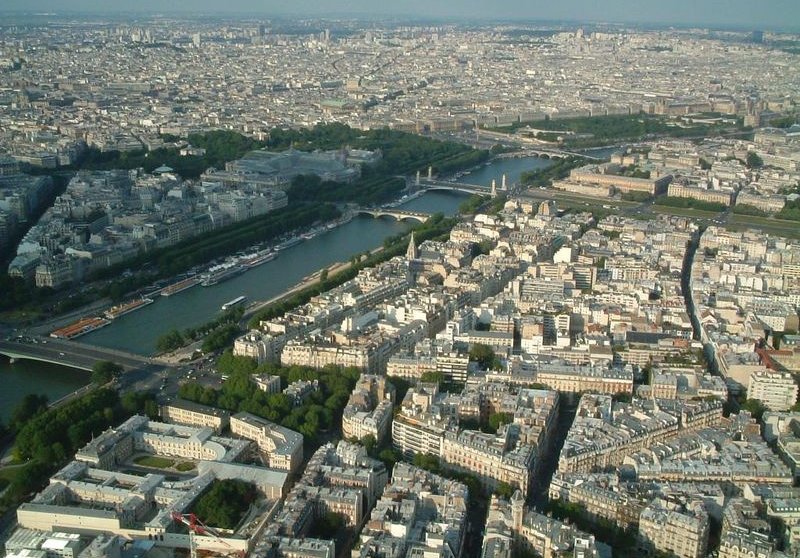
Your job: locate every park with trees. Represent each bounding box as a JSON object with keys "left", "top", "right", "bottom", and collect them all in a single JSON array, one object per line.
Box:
[
  {"left": 653, "top": 196, "right": 727, "bottom": 213},
  {"left": 0, "top": 386, "right": 159, "bottom": 517},
  {"left": 179, "top": 353, "right": 360, "bottom": 445},
  {"left": 489, "top": 113, "right": 746, "bottom": 148}
]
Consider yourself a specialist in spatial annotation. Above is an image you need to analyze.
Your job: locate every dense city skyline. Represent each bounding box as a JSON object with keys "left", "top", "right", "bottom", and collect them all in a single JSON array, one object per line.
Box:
[
  {"left": 2, "top": 10, "right": 800, "bottom": 558},
  {"left": 2, "top": 0, "right": 800, "bottom": 30}
]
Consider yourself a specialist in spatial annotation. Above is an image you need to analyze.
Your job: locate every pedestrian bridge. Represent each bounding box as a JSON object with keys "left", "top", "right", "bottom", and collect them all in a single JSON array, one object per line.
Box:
[{"left": 357, "top": 209, "right": 432, "bottom": 223}]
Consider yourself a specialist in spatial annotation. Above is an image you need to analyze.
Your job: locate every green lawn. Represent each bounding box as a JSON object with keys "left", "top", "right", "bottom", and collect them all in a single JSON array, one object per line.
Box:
[
  {"left": 133, "top": 455, "right": 175, "bottom": 469},
  {"left": 727, "top": 215, "right": 800, "bottom": 239},
  {"left": 175, "top": 461, "right": 196, "bottom": 472},
  {"left": 729, "top": 213, "right": 798, "bottom": 228},
  {"left": 652, "top": 205, "right": 720, "bottom": 219}
]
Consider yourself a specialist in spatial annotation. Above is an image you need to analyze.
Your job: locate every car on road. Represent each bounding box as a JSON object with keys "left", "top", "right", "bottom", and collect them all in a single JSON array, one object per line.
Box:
[{"left": 59, "top": 352, "right": 65, "bottom": 356}]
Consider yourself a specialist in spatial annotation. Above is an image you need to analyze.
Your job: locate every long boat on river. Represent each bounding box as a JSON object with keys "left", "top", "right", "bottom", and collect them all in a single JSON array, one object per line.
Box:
[
  {"left": 51, "top": 316, "right": 111, "bottom": 339},
  {"left": 104, "top": 298, "right": 155, "bottom": 320},
  {"left": 161, "top": 277, "right": 200, "bottom": 297}
]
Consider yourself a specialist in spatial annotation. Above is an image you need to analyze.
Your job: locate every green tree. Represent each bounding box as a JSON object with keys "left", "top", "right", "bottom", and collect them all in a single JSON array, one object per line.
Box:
[
  {"left": 412, "top": 453, "right": 441, "bottom": 474},
  {"left": 458, "top": 194, "right": 488, "bottom": 215},
  {"left": 733, "top": 204, "right": 768, "bottom": 217},
  {"left": 217, "top": 351, "right": 259, "bottom": 376},
  {"left": 360, "top": 434, "right": 377, "bottom": 456},
  {"left": 495, "top": 481, "right": 515, "bottom": 499},
  {"left": 654, "top": 196, "right": 726, "bottom": 213},
  {"left": 15, "top": 388, "right": 120, "bottom": 461},
  {"left": 420, "top": 371, "right": 445, "bottom": 384},
  {"left": 91, "top": 361, "right": 123, "bottom": 385},
  {"left": 201, "top": 323, "right": 241, "bottom": 353},
  {"left": 120, "top": 391, "right": 159, "bottom": 419},
  {"left": 143, "top": 400, "right": 160, "bottom": 420},
  {"left": 488, "top": 412, "right": 514, "bottom": 433},
  {"left": 740, "top": 398, "right": 767, "bottom": 422},
  {"left": 194, "top": 479, "right": 256, "bottom": 530},
  {"left": 10, "top": 394, "right": 49, "bottom": 431},
  {"left": 378, "top": 448, "right": 403, "bottom": 474},
  {"left": 746, "top": 151, "right": 764, "bottom": 168},
  {"left": 469, "top": 344, "right": 500, "bottom": 370},
  {"left": 177, "top": 362, "right": 360, "bottom": 446},
  {"left": 156, "top": 329, "right": 185, "bottom": 353}
]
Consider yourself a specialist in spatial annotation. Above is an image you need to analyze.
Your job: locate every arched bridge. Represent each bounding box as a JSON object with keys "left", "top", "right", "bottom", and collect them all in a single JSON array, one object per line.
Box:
[
  {"left": 417, "top": 180, "right": 494, "bottom": 195},
  {"left": 357, "top": 209, "right": 432, "bottom": 222},
  {"left": 497, "top": 149, "right": 603, "bottom": 161}
]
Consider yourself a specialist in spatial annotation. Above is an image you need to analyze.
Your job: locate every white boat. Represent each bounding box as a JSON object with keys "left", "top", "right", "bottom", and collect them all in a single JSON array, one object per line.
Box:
[
  {"left": 221, "top": 296, "right": 247, "bottom": 311},
  {"left": 201, "top": 264, "right": 245, "bottom": 287},
  {"left": 240, "top": 250, "right": 277, "bottom": 268}
]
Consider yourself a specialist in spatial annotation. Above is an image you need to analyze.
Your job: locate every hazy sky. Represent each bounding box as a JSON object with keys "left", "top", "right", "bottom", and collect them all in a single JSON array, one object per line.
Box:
[{"left": 2, "top": 0, "right": 799, "bottom": 30}]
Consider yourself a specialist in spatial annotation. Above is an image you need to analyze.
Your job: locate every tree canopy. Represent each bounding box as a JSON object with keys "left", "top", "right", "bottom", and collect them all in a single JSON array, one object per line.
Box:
[
  {"left": 91, "top": 361, "right": 123, "bottom": 385},
  {"left": 15, "top": 388, "right": 120, "bottom": 463},
  {"left": 156, "top": 329, "right": 185, "bottom": 353},
  {"left": 9, "top": 394, "right": 49, "bottom": 432},
  {"left": 487, "top": 412, "right": 514, "bottom": 433},
  {"left": 194, "top": 479, "right": 256, "bottom": 530},
  {"left": 179, "top": 354, "right": 360, "bottom": 444},
  {"left": 740, "top": 398, "right": 767, "bottom": 422},
  {"left": 746, "top": 151, "right": 764, "bottom": 169},
  {"left": 469, "top": 344, "right": 502, "bottom": 371}
]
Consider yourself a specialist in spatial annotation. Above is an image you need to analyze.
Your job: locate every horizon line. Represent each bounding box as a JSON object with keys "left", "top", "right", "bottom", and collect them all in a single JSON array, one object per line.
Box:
[{"left": 0, "top": 11, "right": 798, "bottom": 34}]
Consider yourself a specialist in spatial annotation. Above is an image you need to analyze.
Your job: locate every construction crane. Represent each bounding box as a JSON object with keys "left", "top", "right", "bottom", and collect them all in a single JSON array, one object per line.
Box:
[{"left": 171, "top": 512, "right": 241, "bottom": 558}]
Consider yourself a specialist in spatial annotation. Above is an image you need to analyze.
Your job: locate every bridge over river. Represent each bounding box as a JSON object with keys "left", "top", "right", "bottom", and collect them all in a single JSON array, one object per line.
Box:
[
  {"left": 495, "top": 148, "right": 604, "bottom": 161},
  {"left": 356, "top": 208, "right": 432, "bottom": 222},
  {"left": 0, "top": 336, "right": 172, "bottom": 373}
]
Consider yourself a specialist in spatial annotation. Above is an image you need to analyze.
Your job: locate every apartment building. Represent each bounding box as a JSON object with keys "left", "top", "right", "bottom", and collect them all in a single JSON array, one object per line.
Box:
[
  {"left": 638, "top": 500, "right": 709, "bottom": 558},
  {"left": 160, "top": 398, "right": 230, "bottom": 433},
  {"left": 280, "top": 340, "right": 378, "bottom": 372},
  {"left": 668, "top": 183, "right": 733, "bottom": 205},
  {"left": 341, "top": 375, "right": 395, "bottom": 442},
  {"left": 748, "top": 370, "right": 799, "bottom": 411},
  {"left": 441, "top": 428, "right": 534, "bottom": 496},
  {"left": 230, "top": 412, "right": 303, "bottom": 472}
]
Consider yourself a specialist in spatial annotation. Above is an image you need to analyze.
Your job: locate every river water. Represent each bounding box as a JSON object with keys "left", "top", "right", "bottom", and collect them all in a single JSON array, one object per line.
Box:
[
  {"left": 0, "top": 156, "right": 558, "bottom": 418},
  {"left": 458, "top": 155, "right": 552, "bottom": 188}
]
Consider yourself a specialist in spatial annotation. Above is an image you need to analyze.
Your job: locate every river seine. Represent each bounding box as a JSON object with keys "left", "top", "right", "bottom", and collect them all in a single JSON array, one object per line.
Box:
[{"left": 0, "top": 156, "right": 557, "bottom": 419}]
